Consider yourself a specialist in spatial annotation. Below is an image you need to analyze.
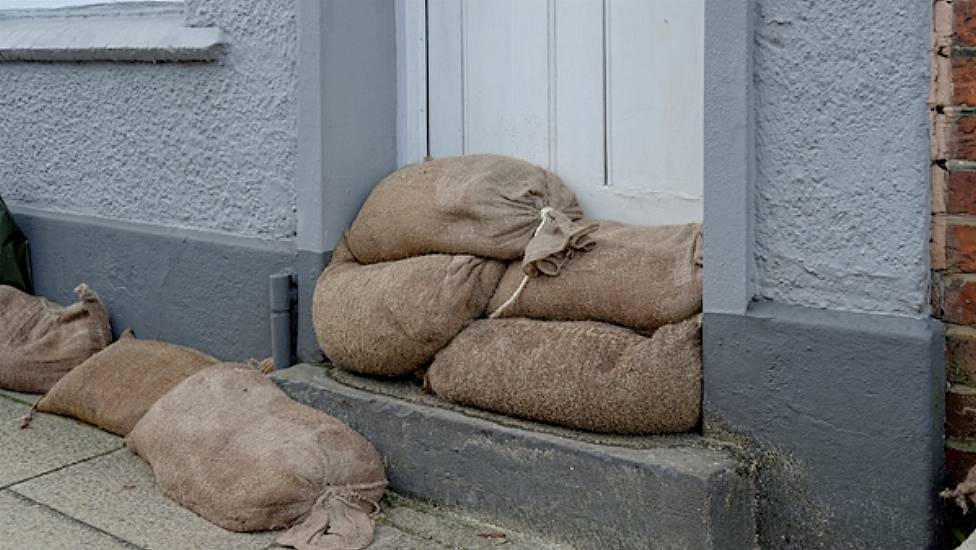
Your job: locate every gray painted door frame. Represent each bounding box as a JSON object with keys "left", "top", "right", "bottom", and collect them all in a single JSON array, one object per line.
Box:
[
  {"left": 295, "top": 0, "right": 398, "bottom": 360},
  {"left": 703, "top": 0, "right": 754, "bottom": 314}
]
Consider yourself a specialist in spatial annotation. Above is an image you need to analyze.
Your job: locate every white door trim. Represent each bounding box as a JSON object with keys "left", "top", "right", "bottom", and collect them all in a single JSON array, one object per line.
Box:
[{"left": 396, "top": 0, "right": 428, "bottom": 167}]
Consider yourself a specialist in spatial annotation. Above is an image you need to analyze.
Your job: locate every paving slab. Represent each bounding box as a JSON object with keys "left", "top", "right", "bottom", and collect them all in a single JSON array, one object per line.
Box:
[
  {"left": 379, "top": 493, "right": 569, "bottom": 549},
  {"left": 0, "top": 388, "right": 42, "bottom": 405},
  {"left": 0, "top": 489, "right": 135, "bottom": 549},
  {"left": 11, "top": 448, "right": 276, "bottom": 550},
  {"left": 0, "top": 398, "right": 122, "bottom": 488}
]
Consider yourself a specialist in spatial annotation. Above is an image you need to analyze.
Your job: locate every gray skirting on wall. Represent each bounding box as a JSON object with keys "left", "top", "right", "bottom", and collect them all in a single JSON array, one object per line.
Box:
[
  {"left": 704, "top": 302, "right": 945, "bottom": 550},
  {"left": 10, "top": 205, "right": 299, "bottom": 363}
]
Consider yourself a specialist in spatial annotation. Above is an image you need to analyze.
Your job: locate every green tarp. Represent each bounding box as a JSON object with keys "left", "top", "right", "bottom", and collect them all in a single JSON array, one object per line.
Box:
[{"left": 0, "top": 195, "right": 32, "bottom": 293}]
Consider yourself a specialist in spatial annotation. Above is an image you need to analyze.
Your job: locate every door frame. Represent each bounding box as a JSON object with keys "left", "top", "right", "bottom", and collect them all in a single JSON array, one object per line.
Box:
[{"left": 396, "top": 0, "right": 428, "bottom": 167}]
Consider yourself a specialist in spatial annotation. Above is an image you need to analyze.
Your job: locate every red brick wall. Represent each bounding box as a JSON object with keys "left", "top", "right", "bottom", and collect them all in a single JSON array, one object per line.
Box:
[{"left": 933, "top": 0, "right": 976, "bottom": 487}]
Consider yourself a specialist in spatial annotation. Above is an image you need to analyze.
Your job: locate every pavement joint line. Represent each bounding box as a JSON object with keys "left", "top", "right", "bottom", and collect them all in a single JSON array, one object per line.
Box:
[
  {"left": 0, "top": 392, "right": 36, "bottom": 406},
  {"left": 2, "top": 488, "right": 147, "bottom": 550},
  {"left": 1, "top": 445, "right": 125, "bottom": 491}
]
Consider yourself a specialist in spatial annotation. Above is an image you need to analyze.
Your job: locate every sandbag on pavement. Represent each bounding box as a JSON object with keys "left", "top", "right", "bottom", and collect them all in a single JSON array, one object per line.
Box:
[
  {"left": 0, "top": 284, "right": 112, "bottom": 393},
  {"left": 37, "top": 331, "right": 218, "bottom": 435},
  {"left": 313, "top": 238, "right": 505, "bottom": 377},
  {"left": 428, "top": 316, "right": 702, "bottom": 435},
  {"left": 127, "top": 364, "right": 387, "bottom": 550},
  {"left": 345, "top": 155, "right": 599, "bottom": 275},
  {"left": 488, "top": 221, "right": 703, "bottom": 332}
]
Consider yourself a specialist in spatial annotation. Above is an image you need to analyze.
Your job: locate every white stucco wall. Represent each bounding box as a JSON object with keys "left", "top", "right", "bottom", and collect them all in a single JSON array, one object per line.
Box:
[
  {"left": 0, "top": 0, "right": 297, "bottom": 239},
  {"left": 752, "top": 0, "right": 932, "bottom": 316}
]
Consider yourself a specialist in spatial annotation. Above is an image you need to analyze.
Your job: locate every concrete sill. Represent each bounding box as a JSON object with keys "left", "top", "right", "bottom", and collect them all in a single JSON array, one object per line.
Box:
[{"left": 0, "top": 15, "right": 225, "bottom": 62}]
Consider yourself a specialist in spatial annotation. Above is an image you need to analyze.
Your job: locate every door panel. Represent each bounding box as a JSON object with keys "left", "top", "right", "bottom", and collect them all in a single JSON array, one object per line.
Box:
[{"left": 425, "top": 0, "right": 703, "bottom": 225}]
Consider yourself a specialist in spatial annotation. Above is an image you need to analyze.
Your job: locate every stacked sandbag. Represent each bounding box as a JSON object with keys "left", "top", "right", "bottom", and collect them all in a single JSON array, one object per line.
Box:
[
  {"left": 312, "top": 238, "right": 504, "bottom": 376},
  {"left": 0, "top": 284, "right": 112, "bottom": 393},
  {"left": 315, "top": 155, "right": 595, "bottom": 376},
  {"left": 488, "top": 220, "right": 703, "bottom": 332},
  {"left": 127, "top": 364, "right": 386, "bottom": 550},
  {"left": 427, "top": 316, "right": 702, "bottom": 434},
  {"left": 346, "top": 154, "right": 599, "bottom": 274},
  {"left": 313, "top": 154, "right": 703, "bottom": 435},
  {"left": 37, "top": 330, "right": 218, "bottom": 435}
]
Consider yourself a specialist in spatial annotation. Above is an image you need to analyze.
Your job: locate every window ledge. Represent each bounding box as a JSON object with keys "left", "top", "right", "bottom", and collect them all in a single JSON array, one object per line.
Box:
[{"left": 0, "top": 15, "right": 226, "bottom": 62}]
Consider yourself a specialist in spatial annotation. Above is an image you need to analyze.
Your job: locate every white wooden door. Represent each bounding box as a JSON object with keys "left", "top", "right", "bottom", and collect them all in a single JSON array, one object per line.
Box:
[{"left": 404, "top": 0, "right": 704, "bottom": 225}]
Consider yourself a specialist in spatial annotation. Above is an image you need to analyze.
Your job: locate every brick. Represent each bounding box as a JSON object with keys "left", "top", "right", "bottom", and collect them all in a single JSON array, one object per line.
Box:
[
  {"left": 934, "top": 215, "right": 948, "bottom": 271},
  {"left": 942, "top": 275, "right": 976, "bottom": 325},
  {"left": 948, "top": 166, "right": 976, "bottom": 214},
  {"left": 934, "top": 164, "right": 948, "bottom": 214},
  {"left": 933, "top": 54, "right": 953, "bottom": 107},
  {"left": 947, "top": 384, "right": 976, "bottom": 439},
  {"left": 948, "top": 325, "right": 976, "bottom": 384},
  {"left": 953, "top": 53, "right": 976, "bottom": 107},
  {"left": 947, "top": 438, "right": 976, "bottom": 487},
  {"left": 947, "top": 216, "right": 976, "bottom": 272},
  {"left": 957, "top": 1, "right": 976, "bottom": 48},
  {"left": 934, "top": 110, "right": 976, "bottom": 160}
]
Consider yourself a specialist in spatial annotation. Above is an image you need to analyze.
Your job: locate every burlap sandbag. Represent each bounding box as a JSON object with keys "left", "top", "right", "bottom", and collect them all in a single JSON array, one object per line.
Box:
[
  {"left": 428, "top": 316, "right": 702, "bottom": 435},
  {"left": 313, "top": 238, "right": 505, "bottom": 377},
  {"left": 0, "top": 284, "right": 112, "bottom": 393},
  {"left": 126, "top": 364, "right": 387, "bottom": 550},
  {"left": 37, "top": 331, "right": 218, "bottom": 435},
  {"left": 488, "top": 221, "right": 703, "bottom": 332},
  {"left": 345, "top": 155, "right": 599, "bottom": 275}
]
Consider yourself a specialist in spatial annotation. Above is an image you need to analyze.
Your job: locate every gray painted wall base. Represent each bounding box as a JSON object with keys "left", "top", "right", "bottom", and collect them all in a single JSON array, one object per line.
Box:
[
  {"left": 704, "top": 302, "right": 945, "bottom": 550},
  {"left": 272, "top": 365, "right": 757, "bottom": 550},
  {"left": 11, "top": 205, "right": 296, "bottom": 362}
]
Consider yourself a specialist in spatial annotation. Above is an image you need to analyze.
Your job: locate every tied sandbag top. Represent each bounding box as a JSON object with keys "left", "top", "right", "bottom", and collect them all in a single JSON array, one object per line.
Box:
[
  {"left": 0, "top": 283, "right": 112, "bottom": 394},
  {"left": 345, "top": 155, "right": 598, "bottom": 276}
]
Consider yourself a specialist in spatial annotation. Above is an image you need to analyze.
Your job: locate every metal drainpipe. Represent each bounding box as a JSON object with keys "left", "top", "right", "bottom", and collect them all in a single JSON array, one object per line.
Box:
[{"left": 269, "top": 272, "right": 293, "bottom": 370}]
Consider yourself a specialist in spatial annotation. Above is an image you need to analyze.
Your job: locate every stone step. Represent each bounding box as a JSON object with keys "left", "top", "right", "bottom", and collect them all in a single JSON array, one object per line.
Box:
[{"left": 271, "top": 365, "right": 757, "bottom": 550}]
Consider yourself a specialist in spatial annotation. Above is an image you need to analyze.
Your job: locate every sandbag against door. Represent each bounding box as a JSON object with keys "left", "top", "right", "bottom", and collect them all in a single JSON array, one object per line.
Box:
[
  {"left": 0, "top": 284, "right": 112, "bottom": 393},
  {"left": 345, "top": 155, "right": 598, "bottom": 276},
  {"left": 427, "top": 316, "right": 702, "bottom": 435},
  {"left": 313, "top": 238, "right": 504, "bottom": 377},
  {"left": 488, "top": 221, "right": 703, "bottom": 332},
  {"left": 126, "top": 364, "right": 387, "bottom": 550}
]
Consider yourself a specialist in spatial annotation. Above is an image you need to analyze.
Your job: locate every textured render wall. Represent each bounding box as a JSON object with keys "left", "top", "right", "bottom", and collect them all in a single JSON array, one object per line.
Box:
[
  {"left": 0, "top": 0, "right": 297, "bottom": 239},
  {"left": 753, "top": 0, "right": 932, "bottom": 315}
]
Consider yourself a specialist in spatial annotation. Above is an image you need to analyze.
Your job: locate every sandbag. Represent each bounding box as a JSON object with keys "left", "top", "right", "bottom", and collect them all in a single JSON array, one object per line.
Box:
[
  {"left": 488, "top": 221, "right": 703, "bottom": 332},
  {"left": 313, "top": 238, "right": 504, "bottom": 377},
  {"left": 428, "top": 317, "right": 702, "bottom": 435},
  {"left": 345, "top": 155, "right": 599, "bottom": 275},
  {"left": 0, "top": 284, "right": 112, "bottom": 393},
  {"left": 126, "top": 364, "right": 387, "bottom": 550},
  {"left": 37, "top": 331, "right": 218, "bottom": 435}
]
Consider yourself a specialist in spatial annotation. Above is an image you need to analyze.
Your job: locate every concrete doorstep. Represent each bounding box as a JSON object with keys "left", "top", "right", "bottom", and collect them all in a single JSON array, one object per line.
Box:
[
  {"left": 272, "top": 364, "right": 757, "bottom": 550},
  {"left": 0, "top": 389, "right": 570, "bottom": 550}
]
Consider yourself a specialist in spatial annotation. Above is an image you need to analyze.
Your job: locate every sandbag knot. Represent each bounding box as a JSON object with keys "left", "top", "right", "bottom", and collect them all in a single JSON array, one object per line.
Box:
[{"left": 491, "top": 206, "right": 598, "bottom": 319}]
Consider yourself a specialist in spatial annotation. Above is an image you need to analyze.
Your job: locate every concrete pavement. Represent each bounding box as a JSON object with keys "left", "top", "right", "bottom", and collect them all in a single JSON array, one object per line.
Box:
[{"left": 0, "top": 389, "right": 568, "bottom": 550}]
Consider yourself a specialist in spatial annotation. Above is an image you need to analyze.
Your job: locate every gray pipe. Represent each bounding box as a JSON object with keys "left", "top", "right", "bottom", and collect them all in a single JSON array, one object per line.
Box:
[{"left": 269, "top": 272, "right": 293, "bottom": 371}]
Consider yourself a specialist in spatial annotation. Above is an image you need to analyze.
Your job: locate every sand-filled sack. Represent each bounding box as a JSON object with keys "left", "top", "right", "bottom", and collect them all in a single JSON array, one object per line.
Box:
[
  {"left": 126, "top": 364, "right": 387, "bottom": 550},
  {"left": 345, "top": 155, "right": 598, "bottom": 276},
  {"left": 37, "top": 331, "right": 218, "bottom": 435},
  {"left": 488, "top": 221, "right": 703, "bottom": 332},
  {"left": 0, "top": 284, "right": 111, "bottom": 393},
  {"left": 313, "top": 238, "right": 504, "bottom": 377},
  {"left": 428, "top": 316, "right": 702, "bottom": 435}
]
